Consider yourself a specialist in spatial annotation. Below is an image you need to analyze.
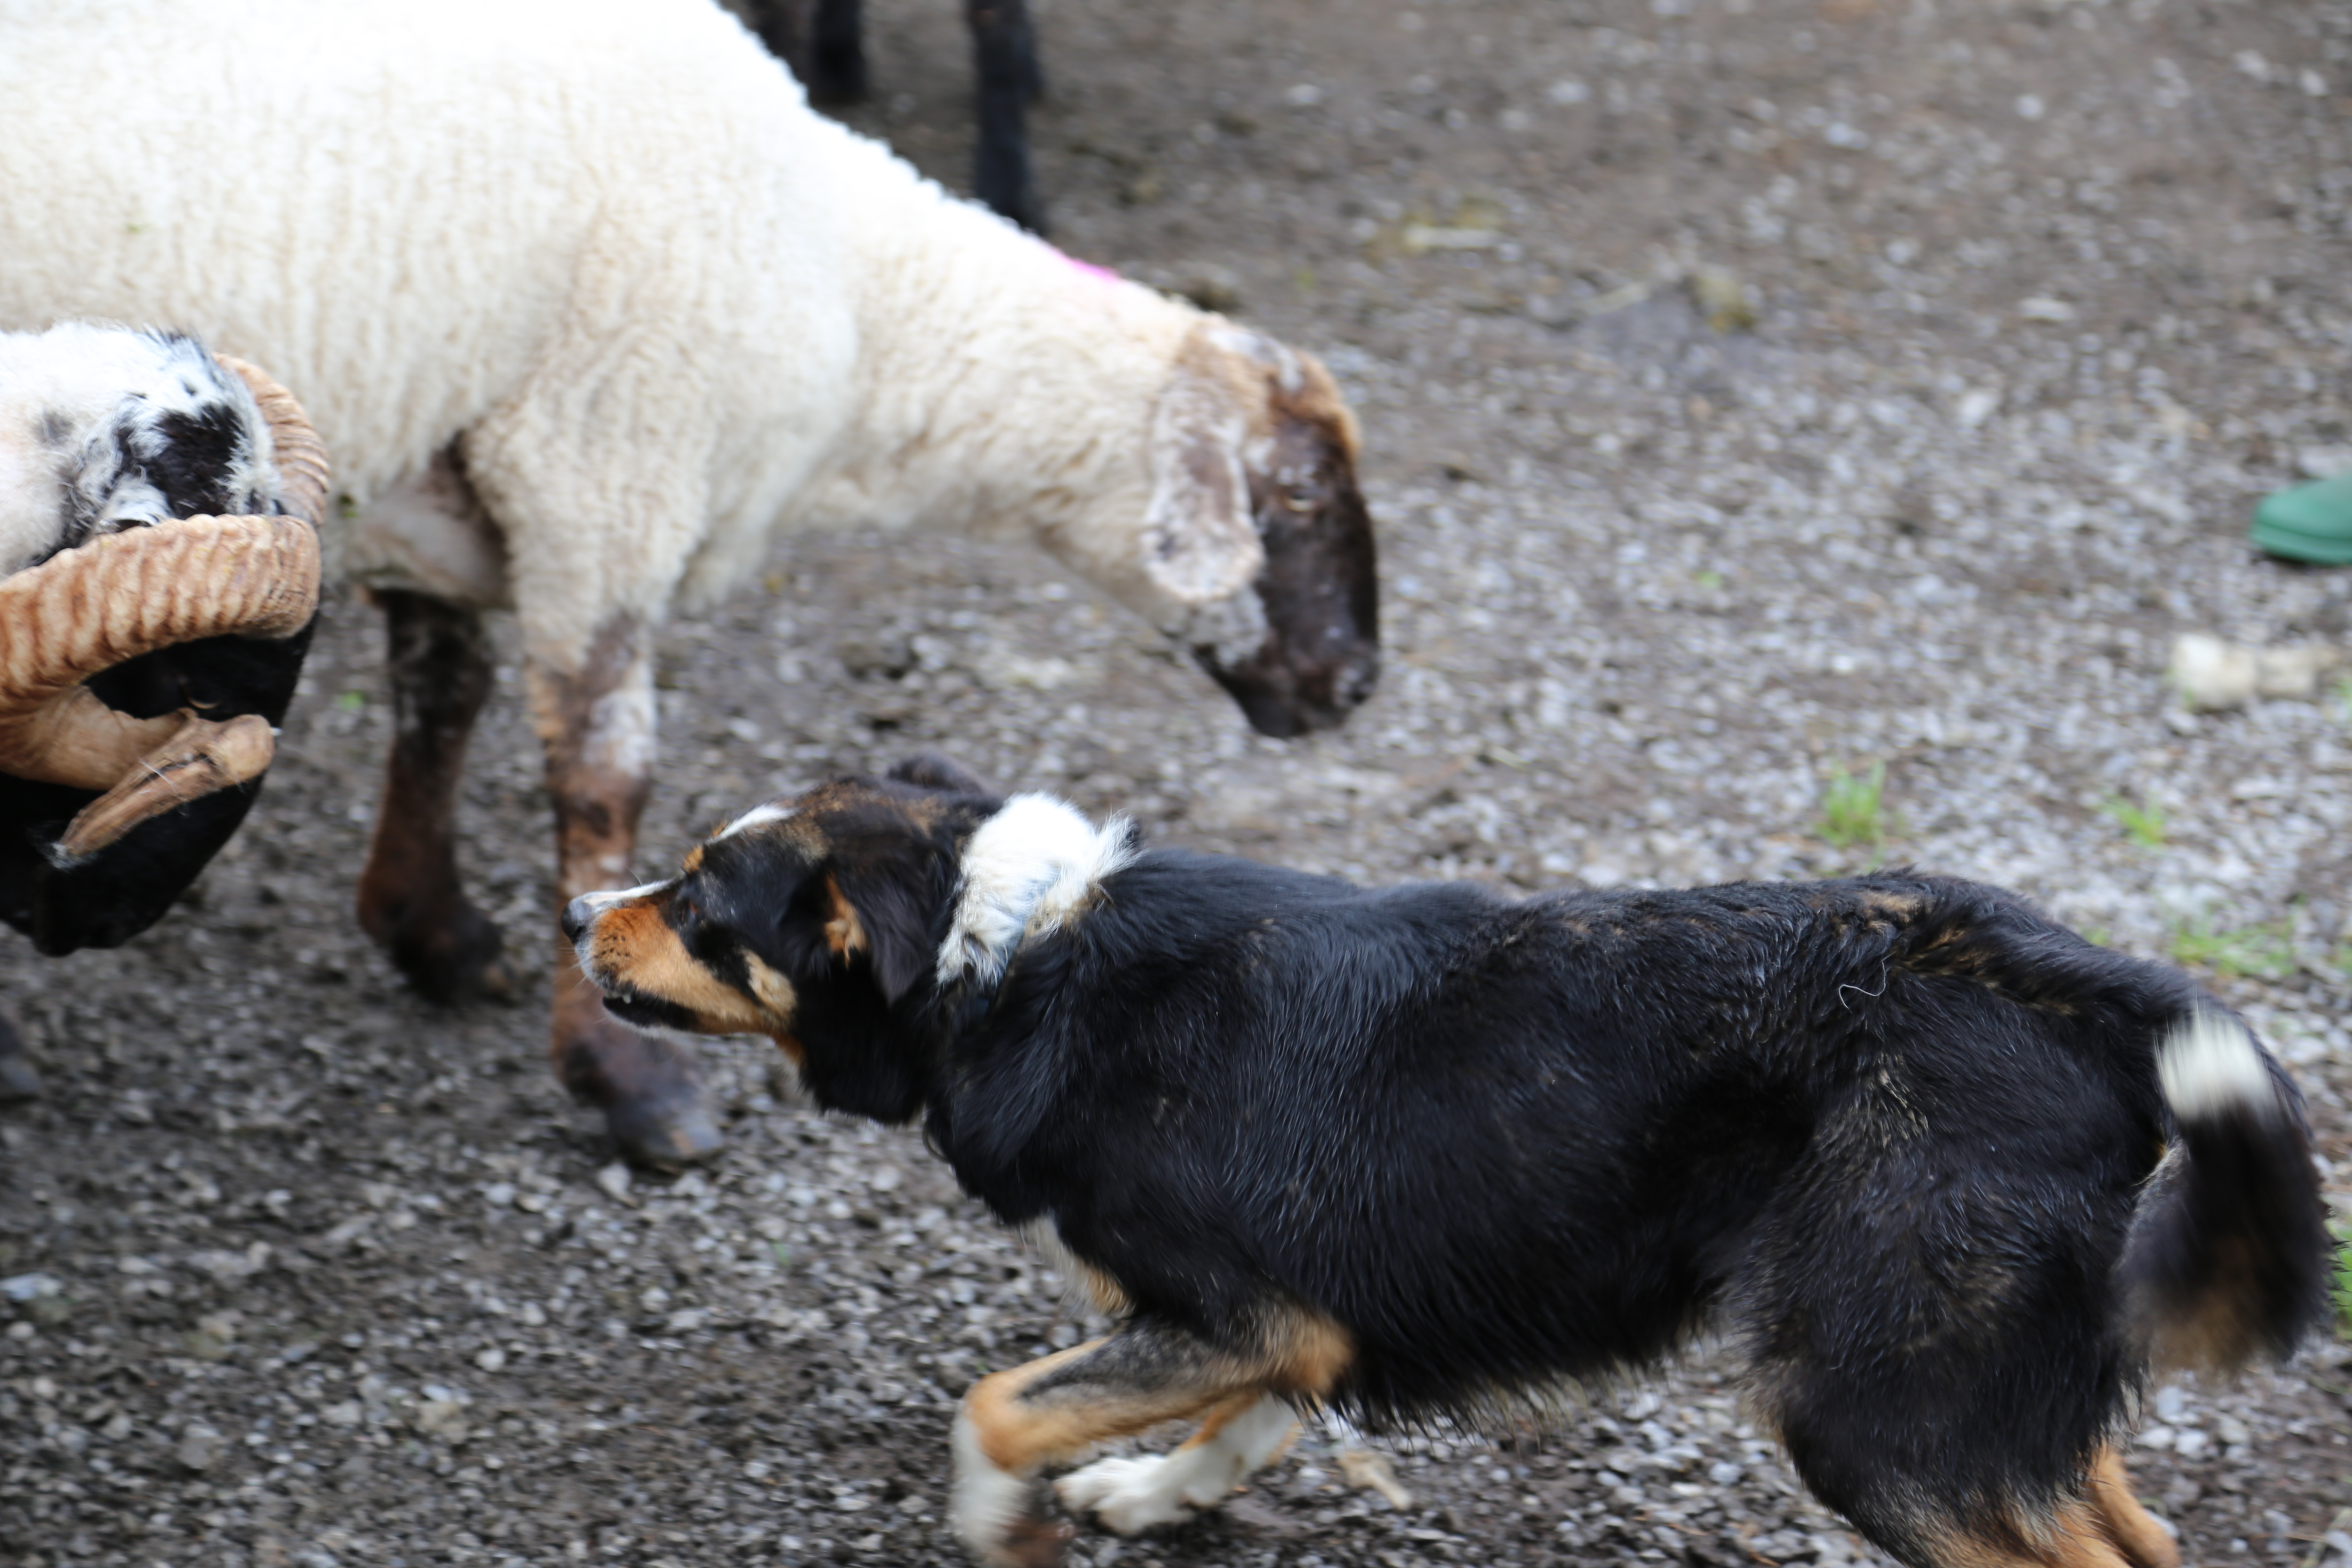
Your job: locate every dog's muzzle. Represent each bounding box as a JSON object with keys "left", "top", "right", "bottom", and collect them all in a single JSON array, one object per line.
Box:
[{"left": 559, "top": 893, "right": 608, "bottom": 948}]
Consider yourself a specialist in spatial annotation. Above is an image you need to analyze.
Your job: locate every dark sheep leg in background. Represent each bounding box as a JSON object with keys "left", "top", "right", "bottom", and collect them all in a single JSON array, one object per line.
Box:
[
  {"left": 743, "top": 0, "right": 1041, "bottom": 229},
  {"left": 968, "top": 0, "right": 1046, "bottom": 233},
  {"left": 749, "top": 0, "right": 868, "bottom": 102}
]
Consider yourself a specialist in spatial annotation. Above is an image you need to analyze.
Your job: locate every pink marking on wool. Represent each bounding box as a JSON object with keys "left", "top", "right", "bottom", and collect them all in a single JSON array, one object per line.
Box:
[{"left": 1059, "top": 254, "right": 1125, "bottom": 288}]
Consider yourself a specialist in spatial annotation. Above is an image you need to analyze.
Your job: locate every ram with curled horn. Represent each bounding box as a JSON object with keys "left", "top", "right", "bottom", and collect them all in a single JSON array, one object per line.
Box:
[{"left": 0, "top": 326, "right": 325, "bottom": 973}]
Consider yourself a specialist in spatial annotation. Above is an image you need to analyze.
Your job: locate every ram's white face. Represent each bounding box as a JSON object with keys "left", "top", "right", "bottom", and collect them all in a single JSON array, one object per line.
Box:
[
  {"left": 0, "top": 327, "right": 315, "bottom": 956},
  {"left": 0, "top": 324, "right": 277, "bottom": 576}
]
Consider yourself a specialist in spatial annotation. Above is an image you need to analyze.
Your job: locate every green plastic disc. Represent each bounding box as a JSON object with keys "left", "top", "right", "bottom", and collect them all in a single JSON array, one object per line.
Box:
[{"left": 2251, "top": 470, "right": 2352, "bottom": 566}]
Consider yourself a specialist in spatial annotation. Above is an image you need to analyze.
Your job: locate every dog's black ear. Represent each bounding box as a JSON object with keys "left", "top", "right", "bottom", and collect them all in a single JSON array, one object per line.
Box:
[
  {"left": 885, "top": 751, "right": 992, "bottom": 796},
  {"left": 822, "top": 858, "right": 938, "bottom": 1004}
]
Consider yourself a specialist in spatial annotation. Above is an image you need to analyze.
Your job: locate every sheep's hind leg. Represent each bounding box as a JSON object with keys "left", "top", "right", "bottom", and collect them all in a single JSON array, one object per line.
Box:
[
  {"left": 357, "top": 591, "right": 515, "bottom": 1004},
  {"left": 530, "top": 619, "right": 721, "bottom": 1168}
]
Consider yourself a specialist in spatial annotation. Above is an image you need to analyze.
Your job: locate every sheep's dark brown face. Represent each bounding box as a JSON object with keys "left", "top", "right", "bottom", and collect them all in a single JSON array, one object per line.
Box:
[{"left": 1198, "top": 357, "right": 1380, "bottom": 738}]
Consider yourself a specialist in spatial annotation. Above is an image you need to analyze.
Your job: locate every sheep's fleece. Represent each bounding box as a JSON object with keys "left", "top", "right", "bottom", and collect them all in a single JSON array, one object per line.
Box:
[{"left": 0, "top": 0, "right": 1237, "bottom": 666}]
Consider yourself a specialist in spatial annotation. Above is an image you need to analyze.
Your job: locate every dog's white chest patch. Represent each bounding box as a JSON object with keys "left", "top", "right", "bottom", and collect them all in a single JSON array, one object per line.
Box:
[{"left": 936, "top": 794, "right": 1133, "bottom": 990}]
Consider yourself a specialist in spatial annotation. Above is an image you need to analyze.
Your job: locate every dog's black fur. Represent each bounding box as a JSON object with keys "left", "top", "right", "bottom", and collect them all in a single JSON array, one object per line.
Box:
[{"left": 567, "top": 758, "right": 2332, "bottom": 1568}]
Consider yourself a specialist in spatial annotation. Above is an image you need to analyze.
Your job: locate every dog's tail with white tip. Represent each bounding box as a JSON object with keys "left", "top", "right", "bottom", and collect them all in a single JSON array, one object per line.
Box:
[{"left": 2119, "top": 1006, "right": 2333, "bottom": 1372}]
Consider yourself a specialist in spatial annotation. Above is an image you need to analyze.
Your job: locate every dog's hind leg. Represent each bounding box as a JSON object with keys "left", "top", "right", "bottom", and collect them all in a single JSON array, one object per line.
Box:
[
  {"left": 2082, "top": 1446, "right": 2180, "bottom": 1568},
  {"left": 1908, "top": 1482, "right": 2165, "bottom": 1568},
  {"left": 953, "top": 1311, "right": 1344, "bottom": 1566}
]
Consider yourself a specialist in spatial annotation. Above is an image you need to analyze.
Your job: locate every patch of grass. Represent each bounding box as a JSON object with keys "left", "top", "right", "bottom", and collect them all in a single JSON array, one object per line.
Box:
[
  {"left": 2098, "top": 793, "right": 2166, "bottom": 849},
  {"left": 1816, "top": 762, "right": 1888, "bottom": 856},
  {"left": 2334, "top": 1225, "right": 2352, "bottom": 1338},
  {"left": 2169, "top": 915, "right": 2295, "bottom": 981},
  {"left": 334, "top": 690, "right": 368, "bottom": 712},
  {"left": 1692, "top": 568, "right": 1727, "bottom": 591},
  {"left": 2077, "top": 925, "right": 2112, "bottom": 949}
]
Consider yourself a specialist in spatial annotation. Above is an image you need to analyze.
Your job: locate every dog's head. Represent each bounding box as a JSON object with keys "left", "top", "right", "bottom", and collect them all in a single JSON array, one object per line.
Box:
[{"left": 559, "top": 753, "right": 1001, "bottom": 1121}]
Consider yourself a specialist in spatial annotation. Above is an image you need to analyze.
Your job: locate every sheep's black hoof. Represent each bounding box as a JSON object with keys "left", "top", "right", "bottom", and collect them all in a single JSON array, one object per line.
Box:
[
  {"left": 374, "top": 900, "right": 518, "bottom": 1006},
  {"left": 0, "top": 1014, "right": 42, "bottom": 1103},
  {"left": 560, "top": 1016, "right": 724, "bottom": 1170},
  {"left": 606, "top": 1085, "right": 725, "bottom": 1172}
]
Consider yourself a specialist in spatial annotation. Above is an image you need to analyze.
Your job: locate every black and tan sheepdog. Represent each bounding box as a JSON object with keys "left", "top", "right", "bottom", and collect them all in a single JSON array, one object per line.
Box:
[{"left": 562, "top": 755, "right": 2331, "bottom": 1568}]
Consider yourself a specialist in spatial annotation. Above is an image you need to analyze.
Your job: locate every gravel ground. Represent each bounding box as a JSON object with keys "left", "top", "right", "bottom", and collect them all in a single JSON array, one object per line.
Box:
[{"left": 7, "top": 1, "right": 2352, "bottom": 1565}]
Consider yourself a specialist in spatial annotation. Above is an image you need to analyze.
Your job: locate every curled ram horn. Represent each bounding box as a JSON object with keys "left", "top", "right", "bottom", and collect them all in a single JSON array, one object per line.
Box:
[
  {"left": 44, "top": 713, "right": 280, "bottom": 867},
  {"left": 0, "top": 355, "right": 324, "bottom": 857}
]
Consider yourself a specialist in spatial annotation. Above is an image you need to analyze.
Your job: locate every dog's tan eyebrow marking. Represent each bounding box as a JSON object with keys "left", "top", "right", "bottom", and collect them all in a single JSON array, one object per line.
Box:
[{"left": 823, "top": 874, "right": 868, "bottom": 959}]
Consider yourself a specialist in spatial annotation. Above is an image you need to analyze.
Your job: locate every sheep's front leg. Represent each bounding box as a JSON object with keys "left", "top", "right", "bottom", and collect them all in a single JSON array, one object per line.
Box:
[
  {"left": 968, "top": 0, "right": 1045, "bottom": 233},
  {"left": 529, "top": 619, "right": 722, "bottom": 1167},
  {"left": 357, "top": 590, "right": 515, "bottom": 1003}
]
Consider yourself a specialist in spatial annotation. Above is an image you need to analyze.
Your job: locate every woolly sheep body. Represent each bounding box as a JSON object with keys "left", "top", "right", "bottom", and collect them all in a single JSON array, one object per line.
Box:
[{"left": 0, "top": 0, "right": 1207, "bottom": 665}]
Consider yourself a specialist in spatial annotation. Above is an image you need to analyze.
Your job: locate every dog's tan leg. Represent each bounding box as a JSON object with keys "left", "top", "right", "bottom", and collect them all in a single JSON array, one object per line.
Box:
[
  {"left": 1924, "top": 1493, "right": 2143, "bottom": 1568},
  {"left": 952, "top": 1310, "right": 1346, "bottom": 1566},
  {"left": 2085, "top": 1446, "right": 2180, "bottom": 1568},
  {"left": 357, "top": 589, "right": 514, "bottom": 1003},
  {"left": 1919, "top": 1452, "right": 2174, "bottom": 1568},
  {"left": 529, "top": 618, "right": 720, "bottom": 1167}
]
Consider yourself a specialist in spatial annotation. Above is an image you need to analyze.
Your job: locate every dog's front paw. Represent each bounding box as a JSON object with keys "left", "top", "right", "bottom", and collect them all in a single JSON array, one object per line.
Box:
[
  {"left": 954, "top": 1410, "right": 1070, "bottom": 1566},
  {"left": 1053, "top": 1455, "right": 1194, "bottom": 1535},
  {"left": 956, "top": 1503, "right": 1070, "bottom": 1568}
]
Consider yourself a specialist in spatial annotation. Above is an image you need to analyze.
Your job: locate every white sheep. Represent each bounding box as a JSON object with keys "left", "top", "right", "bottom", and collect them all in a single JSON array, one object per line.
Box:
[{"left": 0, "top": 0, "right": 1380, "bottom": 1164}]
